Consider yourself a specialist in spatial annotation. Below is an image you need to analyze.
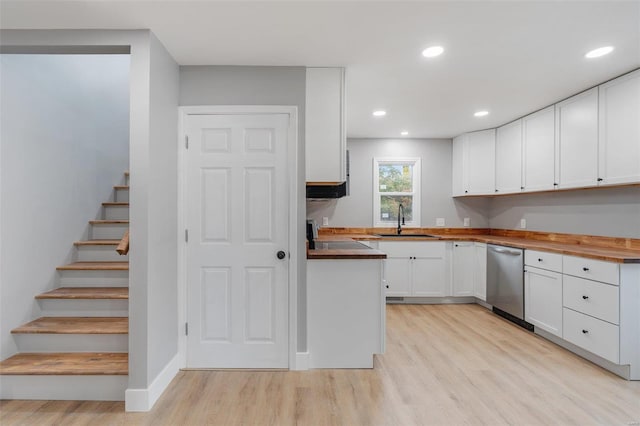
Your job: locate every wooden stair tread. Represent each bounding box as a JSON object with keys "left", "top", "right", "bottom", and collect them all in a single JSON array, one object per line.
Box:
[
  {"left": 36, "top": 287, "right": 128, "bottom": 300},
  {"left": 57, "top": 262, "right": 129, "bottom": 271},
  {"left": 89, "top": 220, "right": 129, "bottom": 225},
  {"left": 74, "top": 239, "right": 120, "bottom": 246},
  {"left": 0, "top": 353, "right": 128, "bottom": 375},
  {"left": 114, "top": 185, "right": 129, "bottom": 190},
  {"left": 102, "top": 202, "right": 129, "bottom": 207},
  {"left": 12, "top": 317, "right": 128, "bottom": 334}
]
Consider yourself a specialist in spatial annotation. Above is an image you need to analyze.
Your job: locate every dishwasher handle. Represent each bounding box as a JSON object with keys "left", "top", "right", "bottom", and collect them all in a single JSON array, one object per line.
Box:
[{"left": 489, "top": 246, "right": 522, "bottom": 256}]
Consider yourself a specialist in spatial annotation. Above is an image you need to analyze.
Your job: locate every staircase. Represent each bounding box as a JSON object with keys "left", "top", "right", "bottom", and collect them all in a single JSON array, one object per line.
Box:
[{"left": 0, "top": 172, "right": 130, "bottom": 401}]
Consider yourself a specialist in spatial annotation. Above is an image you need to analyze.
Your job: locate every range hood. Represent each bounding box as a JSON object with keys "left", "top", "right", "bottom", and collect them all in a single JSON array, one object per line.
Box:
[{"left": 306, "top": 181, "right": 347, "bottom": 199}]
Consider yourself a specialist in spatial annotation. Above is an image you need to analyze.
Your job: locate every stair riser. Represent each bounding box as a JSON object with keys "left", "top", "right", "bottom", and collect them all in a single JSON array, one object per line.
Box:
[
  {"left": 13, "top": 334, "right": 128, "bottom": 353},
  {"left": 91, "top": 224, "right": 129, "bottom": 240},
  {"left": 115, "top": 188, "right": 129, "bottom": 203},
  {"left": 58, "top": 270, "right": 129, "bottom": 287},
  {"left": 0, "top": 375, "right": 127, "bottom": 401},
  {"left": 104, "top": 206, "right": 129, "bottom": 221},
  {"left": 76, "top": 245, "right": 129, "bottom": 262},
  {"left": 38, "top": 299, "right": 128, "bottom": 317}
]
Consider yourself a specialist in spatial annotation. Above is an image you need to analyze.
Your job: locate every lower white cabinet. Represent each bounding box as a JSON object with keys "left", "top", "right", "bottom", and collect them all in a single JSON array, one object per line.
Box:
[
  {"left": 524, "top": 266, "right": 563, "bottom": 337},
  {"left": 379, "top": 241, "right": 448, "bottom": 297},
  {"left": 474, "top": 243, "right": 487, "bottom": 301},
  {"left": 452, "top": 242, "right": 475, "bottom": 296},
  {"left": 563, "top": 308, "right": 619, "bottom": 364}
]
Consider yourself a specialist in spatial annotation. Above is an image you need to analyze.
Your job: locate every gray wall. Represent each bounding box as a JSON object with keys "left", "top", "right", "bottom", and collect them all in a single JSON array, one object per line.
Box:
[
  {"left": 307, "top": 138, "right": 490, "bottom": 229},
  {"left": 179, "top": 65, "right": 308, "bottom": 352},
  {"left": 0, "top": 53, "right": 130, "bottom": 360},
  {"left": 488, "top": 186, "right": 640, "bottom": 238}
]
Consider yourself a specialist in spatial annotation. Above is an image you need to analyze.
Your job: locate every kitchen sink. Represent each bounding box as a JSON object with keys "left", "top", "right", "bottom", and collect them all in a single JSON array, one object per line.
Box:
[{"left": 376, "top": 234, "right": 439, "bottom": 238}]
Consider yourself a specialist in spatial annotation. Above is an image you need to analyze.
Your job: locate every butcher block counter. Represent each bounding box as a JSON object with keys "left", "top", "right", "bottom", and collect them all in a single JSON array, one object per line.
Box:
[{"left": 316, "top": 228, "right": 640, "bottom": 264}]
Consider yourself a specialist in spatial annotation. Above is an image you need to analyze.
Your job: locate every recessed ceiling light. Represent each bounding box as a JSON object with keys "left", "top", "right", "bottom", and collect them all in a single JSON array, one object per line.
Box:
[
  {"left": 401, "top": 131, "right": 409, "bottom": 136},
  {"left": 372, "top": 110, "right": 387, "bottom": 117},
  {"left": 422, "top": 46, "right": 444, "bottom": 58},
  {"left": 585, "top": 46, "right": 614, "bottom": 58},
  {"left": 474, "top": 110, "right": 489, "bottom": 117}
]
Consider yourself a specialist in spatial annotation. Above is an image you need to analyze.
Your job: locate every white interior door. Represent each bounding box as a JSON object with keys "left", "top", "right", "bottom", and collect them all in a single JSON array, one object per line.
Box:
[{"left": 185, "top": 113, "right": 290, "bottom": 368}]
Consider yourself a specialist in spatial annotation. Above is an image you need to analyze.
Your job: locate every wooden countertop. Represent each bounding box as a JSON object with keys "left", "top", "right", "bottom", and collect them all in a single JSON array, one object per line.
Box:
[{"left": 314, "top": 229, "right": 640, "bottom": 263}]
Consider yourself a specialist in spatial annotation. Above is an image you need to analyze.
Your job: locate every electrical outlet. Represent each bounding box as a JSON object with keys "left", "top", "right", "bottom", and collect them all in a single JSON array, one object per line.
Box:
[
  {"left": 322, "top": 217, "right": 329, "bottom": 226},
  {"left": 436, "top": 218, "right": 445, "bottom": 227},
  {"left": 463, "top": 217, "right": 470, "bottom": 227},
  {"left": 520, "top": 219, "right": 526, "bottom": 229}
]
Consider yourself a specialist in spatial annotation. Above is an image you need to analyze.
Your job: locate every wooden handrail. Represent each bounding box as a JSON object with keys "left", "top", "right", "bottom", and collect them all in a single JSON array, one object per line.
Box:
[{"left": 116, "top": 230, "right": 129, "bottom": 255}]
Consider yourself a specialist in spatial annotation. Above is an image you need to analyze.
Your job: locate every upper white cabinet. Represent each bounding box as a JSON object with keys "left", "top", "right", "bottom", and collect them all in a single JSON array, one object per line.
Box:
[
  {"left": 452, "top": 134, "right": 467, "bottom": 196},
  {"left": 522, "top": 106, "right": 556, "bottom": 192},
  {"left": 598, "top": 69, "right": 640, "bottom": 186},
  {"left": 495, "top": 119, "right": 523, "bottom": 193},
  {"left": 555, "top": 87, "right": 599, "bottom": 189},
  {"left": 462, "top": 129, "right": 496, "bottom": 195},
  {"left": 305, "top": 67, "right": 346, "bottom": 183}
]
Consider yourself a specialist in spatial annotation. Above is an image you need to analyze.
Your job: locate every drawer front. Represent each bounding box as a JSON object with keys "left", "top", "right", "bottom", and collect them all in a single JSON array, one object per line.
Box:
[
  {"left": 563, "top": 308, "right": 619, "bottom": 363},
  {"left": 563, "top": 275, "right": 619, "bottom": 324},
  {"left": 525, "top": 250, "right": 562, "bottom": 272},
  {"left": 563, "top": 255, "right": 619, "bottom": 285},
  {"left": 378, "top": 241, "right": 446, "bottom": 258}
]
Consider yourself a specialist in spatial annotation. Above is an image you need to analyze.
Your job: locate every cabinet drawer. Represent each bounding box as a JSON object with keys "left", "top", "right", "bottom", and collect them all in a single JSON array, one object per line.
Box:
[
  {"left": 563, "top": 275, "right": 619, "bottom": 325},
  {"left": 563, "top": 255, "right": 619, "bottom": 285},
  {"left": 378, "top": 241, "right": 446, "bottom": 258},
  {"left": 525, "top": 250, "right": 562, "bottom": 272},
  {"left": 563, "top": 308, "right": 619, "bottom": 363}
]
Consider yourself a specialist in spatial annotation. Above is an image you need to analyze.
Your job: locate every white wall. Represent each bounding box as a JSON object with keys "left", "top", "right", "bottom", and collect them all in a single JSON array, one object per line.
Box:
[
  {"left": 0, "top": 53, "right": 130, "bottom": 359},
  {"left": 488, "top": 186, "right": 640, "bottom": 238},
  {"left": 179, "top": 65, "right": 308, "bottom": 353},
  {"left": 307, "top": 138, "right": 490, "bottom": 229}
]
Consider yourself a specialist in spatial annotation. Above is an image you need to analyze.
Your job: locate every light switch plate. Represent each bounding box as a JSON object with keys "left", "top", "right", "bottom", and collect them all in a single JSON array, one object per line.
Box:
[
  {"left": 436, "top": 218, "right": 445, "bottom": 227},
  {"left": 463, "top": 218, "right": 470, "bottom": 227},
  {"left": 322, "top": 217, "right": 329, "bottom": 226},
  {"left": 520, "top": 219, "right": 526, "bottom": 229}
]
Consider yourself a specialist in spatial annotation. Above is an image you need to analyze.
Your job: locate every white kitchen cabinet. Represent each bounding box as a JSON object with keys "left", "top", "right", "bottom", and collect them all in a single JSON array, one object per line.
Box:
[
  {"left": 379, "top": 241, "right": 448, "bottom": 297},
  {"left": 525, "top": 266, "right": 563, "bottom": 337},
  {"left": 452, "top": 242, "right": 475, "bottom": 296},
  {"left": 555, "top": 88, "right": 599, "bottom": 189},
  {"left": 466, "top": 129, "right": 496, "bottom": 195},
  {"left": 495, "top": 119, "right": 523, "bottom": 194},
  {"left": 522, "top": 106, "right": 556, "bottom": 192},
  {"left": 305, "top": 67, "right": 346, "bottom": 183},
  {"left": 598, "top": 69, "right": 640, "bottom": 186},
  {"left": 451, "top": 134, "right": 467, "bottom": 196},
  {"left": 473, "top": 243, "right": 487, "bottom": 301}
]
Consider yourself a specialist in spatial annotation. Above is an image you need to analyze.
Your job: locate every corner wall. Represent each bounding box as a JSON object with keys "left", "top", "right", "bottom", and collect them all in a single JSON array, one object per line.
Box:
[{"left": 0, "top": 53, "right": 130, "bottom": 360}]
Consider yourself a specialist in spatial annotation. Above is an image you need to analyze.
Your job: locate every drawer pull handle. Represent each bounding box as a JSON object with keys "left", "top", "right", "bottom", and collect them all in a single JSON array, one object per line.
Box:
[
  {"left": 582, "top": 329, "right": 589, "bottom": 334},
  {"left": 582, "top": 295, "right": 589, "bottom": 300},
  {"left": 582, "top": 267, "right": 589, "bottom": 271},
  {"left": 538, "top": 258, "right": 543, "bottom": 262}
]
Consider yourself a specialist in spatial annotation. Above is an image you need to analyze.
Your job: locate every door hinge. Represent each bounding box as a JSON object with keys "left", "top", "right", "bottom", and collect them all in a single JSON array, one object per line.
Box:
[
  {"left": 185, "top": 322, "right": 189, "bottom": 335},
  {"left": 185, "top": 135, "right": 189, "bottom": 149},
  {"left": 185, "top": 229, "right": 189, "bottom": 242}
]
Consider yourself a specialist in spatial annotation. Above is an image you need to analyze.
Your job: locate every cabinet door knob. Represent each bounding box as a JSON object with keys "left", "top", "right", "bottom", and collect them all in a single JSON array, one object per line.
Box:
[
  {"left": 597, "top": 178, "right": 603, "bottom": 182},
  {"left": 582, "top": 295, "right": 589, "bottom": 300},
  {"left": 553, "top": 183, "right": 558, "bottom": 186},
  {"left": 495, "top": 189, "right": 499, "bottom": 192},
  {"left": 386, "top": 285, "right": 389, "bottom": 289},
  {"left": 583, "top": 267, "right": 589, "bottom": 272},
  {"left": 582, "top": 329, "right": 589, "bottom": 334},
  {"left": 538, "top": 258, "right": 543, "bottom": 262},
  {"left": 520, "top": 186, "right": 524, "bottom": 190}
]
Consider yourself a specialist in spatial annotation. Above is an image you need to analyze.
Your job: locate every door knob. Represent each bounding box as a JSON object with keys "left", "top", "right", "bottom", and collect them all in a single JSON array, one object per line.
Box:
[{"left": 277, "top": 250, "right": 286, "bottom": 260}]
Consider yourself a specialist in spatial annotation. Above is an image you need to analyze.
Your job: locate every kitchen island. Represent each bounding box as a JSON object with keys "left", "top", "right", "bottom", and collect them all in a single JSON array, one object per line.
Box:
[{"left": 307, "top": 241, "right": 386, "bottom": 368}]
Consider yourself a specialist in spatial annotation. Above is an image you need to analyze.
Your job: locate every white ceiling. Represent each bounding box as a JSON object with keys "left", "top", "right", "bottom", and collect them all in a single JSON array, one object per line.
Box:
[{"left": 1, "top": 1, "right": 639, "bottom": 139}]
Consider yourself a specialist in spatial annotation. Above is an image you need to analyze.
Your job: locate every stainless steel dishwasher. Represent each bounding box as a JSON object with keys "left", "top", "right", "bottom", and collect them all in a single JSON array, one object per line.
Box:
[{"left": 486, "top": 244, "right": 532, "bottom": 329}]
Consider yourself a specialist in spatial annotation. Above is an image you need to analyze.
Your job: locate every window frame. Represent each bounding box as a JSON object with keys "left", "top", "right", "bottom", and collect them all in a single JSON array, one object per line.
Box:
[{"left": 373, "top": 157, "right": 421, "bottom": 228}]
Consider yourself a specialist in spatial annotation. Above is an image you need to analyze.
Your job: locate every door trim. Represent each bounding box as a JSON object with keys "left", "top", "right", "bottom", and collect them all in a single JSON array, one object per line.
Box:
[{"left": 177, "top": 105, "right": 299, "bottom": 369}]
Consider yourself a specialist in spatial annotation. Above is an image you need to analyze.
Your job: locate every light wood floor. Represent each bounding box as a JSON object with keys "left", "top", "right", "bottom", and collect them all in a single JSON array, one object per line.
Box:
[{"left": 2, "top": 304, "right": 639, "bottom": 425}]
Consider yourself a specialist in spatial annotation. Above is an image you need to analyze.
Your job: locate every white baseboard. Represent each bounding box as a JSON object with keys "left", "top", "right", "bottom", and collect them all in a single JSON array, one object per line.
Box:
[
  {"left": 293, "top": 352, "right": 309, "bottom": 370},
  {"left": 125, "top": 353, "right": 179, "bottom": 412}
]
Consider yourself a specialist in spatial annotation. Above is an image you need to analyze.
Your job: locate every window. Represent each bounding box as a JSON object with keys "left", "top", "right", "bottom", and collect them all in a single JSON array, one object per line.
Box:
[{"left": 373, "top": 157, "right": 421, "bottom": 227}]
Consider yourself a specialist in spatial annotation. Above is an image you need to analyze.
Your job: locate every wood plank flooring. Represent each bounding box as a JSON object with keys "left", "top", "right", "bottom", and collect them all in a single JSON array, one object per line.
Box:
[{"left": 2, "top": 304, "right": 640, "bottom": 425}]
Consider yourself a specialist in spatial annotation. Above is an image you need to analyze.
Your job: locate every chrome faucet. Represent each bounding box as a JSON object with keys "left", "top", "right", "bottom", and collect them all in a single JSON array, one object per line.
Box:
[{"left": 397, "top": 203, "right": 405, "bottom": 235}]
